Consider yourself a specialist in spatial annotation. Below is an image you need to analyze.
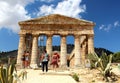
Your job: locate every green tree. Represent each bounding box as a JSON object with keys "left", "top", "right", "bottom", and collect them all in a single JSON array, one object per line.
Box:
[{"left": 112, "top": 52, "right": 120, "bottom": 63}]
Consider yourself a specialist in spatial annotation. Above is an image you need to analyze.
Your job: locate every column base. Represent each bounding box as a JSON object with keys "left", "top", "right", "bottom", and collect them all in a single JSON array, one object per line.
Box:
[
  {"left": 59, "top": 65, "right": 68, "bottom": 70},
  {"left": 30, "top": 64, "right": 38, "bottom": 69},
  {"left": 15, "top": 63, "right": 23, "bottom": 69},
  {"left": 74, "top": 65, "right": 84, "bottom": 69}
]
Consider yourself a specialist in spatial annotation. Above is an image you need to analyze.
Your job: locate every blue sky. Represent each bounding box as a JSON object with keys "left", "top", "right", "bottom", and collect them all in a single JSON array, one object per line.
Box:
[{"left": 0, "top": 0, "right": 120, "bottom": 52}]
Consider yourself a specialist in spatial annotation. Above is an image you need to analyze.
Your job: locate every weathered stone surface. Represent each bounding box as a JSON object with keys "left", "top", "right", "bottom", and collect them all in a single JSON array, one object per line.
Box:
[{"left": 17, "top": 14, "right": 95, "bottom": 68}]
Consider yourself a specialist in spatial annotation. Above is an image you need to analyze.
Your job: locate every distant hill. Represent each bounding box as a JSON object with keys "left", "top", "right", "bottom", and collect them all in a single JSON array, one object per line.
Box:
[
  {"left": 0, "top": 50, "right": 18, "bottom": 58},
  {"left": 0, "top": 44, "right": 113, "bottom": 59},
  {"left": 95, "top": 47, "right": 113, "bottom": 56}
]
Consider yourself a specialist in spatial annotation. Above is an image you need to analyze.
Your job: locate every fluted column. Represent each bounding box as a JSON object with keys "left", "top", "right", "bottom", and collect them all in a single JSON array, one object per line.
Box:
[
  {"left": 88, "top": 35, "right": 94, "bottom": 54},
  {"left": 46, "top": 35, "right": 52, "bottom": 56},
  {"left": 17, "top": 34, "right": 25, "bottom": 67},
  {"left": 60, "top": 35, "right": 67, "bottom": 68},
  {"left": 74, "top": 35, "right": 81, "bottom": 67},
  {"left": 81, "top": 41, "right": 87, "bottom": 67},
  {"left": 30, "top": 34, "right": 38, "bottom": 68}
]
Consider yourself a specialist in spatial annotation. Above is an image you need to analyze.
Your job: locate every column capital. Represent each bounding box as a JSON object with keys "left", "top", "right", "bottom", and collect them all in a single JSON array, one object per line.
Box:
[
  {"left": 74, "top": 34, "right": 80, "bottom": 38},
  {"left": 19, "top": 33, "right": 26, "bottom": 37},
  {"left": 60, "top": 34, "right": 67, "bottom": 37},
  {"left": 46, "top": 34, "right": 53, "bottom": 37},
  {"left": 32, "top": 33, "right": 39, "bottom": 37},
  {"left": 87, "top": 34, "right": 94, "bottom": 37}
]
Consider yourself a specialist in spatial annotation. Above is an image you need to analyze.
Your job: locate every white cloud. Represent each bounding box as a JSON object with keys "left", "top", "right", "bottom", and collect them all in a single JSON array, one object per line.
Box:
[
  {"left": 0, "top": 0, "right": 34, "bottom": 33},
  {"left": 38, "top": 0, "right": 54, "bottom": 2},
  {"left": 37, "top": 5, "right": 54, "bottom": 16},
  {"left": 99, "top": 24, "right": 104, "bottom": 30},
  {"left": 104, "top": 24, "right": 112, "bottom": 32},
  {"left": 114, "top": 21, "right": 120, "bottom": 27},
  {"left": 99, "top": 21, "right": 120, "bottom": 32},
  {"left": 0, "top": 0, "right": 34, "bottom": 6},
  {"left": 99, "top": 24, "right": 112, "bottom": 32},
  {"left": 0, "top": 0, "right": 86, "bottom": 33},
  {"left": 37, "top": 0, "right": 86, "bottom": 18}
]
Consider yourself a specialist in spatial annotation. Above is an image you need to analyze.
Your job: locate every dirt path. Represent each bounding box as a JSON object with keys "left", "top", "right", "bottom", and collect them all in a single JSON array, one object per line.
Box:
[{"left": 18, "top": 69, "right": 77, "bottom": 83}]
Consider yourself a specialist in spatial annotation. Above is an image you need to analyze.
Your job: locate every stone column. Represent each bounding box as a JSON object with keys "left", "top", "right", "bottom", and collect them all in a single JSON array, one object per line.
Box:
[
  {"left": 81, "top": 41, "right": 87, "bottom": 67},
  {"left": 74, "top": 35, "right": 81, "bottom": 67},
  {"left": 46, "top": 35, "right": 52, "bottom": 66},
  {"left": 46, "top": 35, "right": 52, "bottom": 56},
  {"left": 60, "top": 35, "right": 67, "bottom": 68},
  {"left": 30, "top": 34, "right": 38, "bottom": 68},
  {"left": 88, "top": 35, "right": 94, "bottom": 54},
  {"left": 17, "top": 34, "right": 25, "bottom": 68}
]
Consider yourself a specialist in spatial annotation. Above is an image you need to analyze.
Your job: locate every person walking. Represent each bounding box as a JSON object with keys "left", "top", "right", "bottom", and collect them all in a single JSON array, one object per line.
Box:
[
  {"left": 22, "top": 51, "right": 30, "bottom": 68},
  {"left": 40, "top": 50, "right": 49, "bottom": 73},
  {"left": 50, "top": 52, "right": 60, "bottom": 71},
  {"left": 25, "top": 51, "right": 30, "bottom": 68},
  {"left": 22, "top": 51, "right": 26, "bottom": 68}
]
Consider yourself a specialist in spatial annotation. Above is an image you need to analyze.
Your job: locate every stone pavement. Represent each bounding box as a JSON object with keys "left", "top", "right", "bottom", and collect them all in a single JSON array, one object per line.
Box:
[{"left": 17, "top": 69, "right": 77, "bottom": 83}]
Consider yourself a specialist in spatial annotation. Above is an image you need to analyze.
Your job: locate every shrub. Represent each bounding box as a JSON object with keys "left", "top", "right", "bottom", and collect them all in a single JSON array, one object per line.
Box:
[
  {"left": 112, "top": 52, "right": 120, "bottom": 63},
  {"left": 0, "top": 64, "right": 15, "bottom": 83},
  {"left": 0, "top": 63, "right": 27, "bottom": 83},
  {"left": 72, "top": 73, "right": 79, "bottom": 82},
  {"left": 87, "top": 53, "right": 98, "bottom": 69},
  {"left": 88, "top": 52, "right": 117, "bottom": 82}
]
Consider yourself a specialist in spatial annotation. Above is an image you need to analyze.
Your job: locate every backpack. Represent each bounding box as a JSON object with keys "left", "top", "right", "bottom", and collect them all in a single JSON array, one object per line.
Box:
[{"left": 42, "top": 53, "right": 49, "bottom": 62}]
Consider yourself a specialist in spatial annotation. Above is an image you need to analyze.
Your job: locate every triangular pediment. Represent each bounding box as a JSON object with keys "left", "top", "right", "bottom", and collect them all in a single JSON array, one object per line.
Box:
[{"left": 19, "top": 14, "right": 94, "bottom": 25}]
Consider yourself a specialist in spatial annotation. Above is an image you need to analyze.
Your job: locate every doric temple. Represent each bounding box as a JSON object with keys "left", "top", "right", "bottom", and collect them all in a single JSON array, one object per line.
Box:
[{"left": 17, "top": 14, "right": 95, "bottom": 68}]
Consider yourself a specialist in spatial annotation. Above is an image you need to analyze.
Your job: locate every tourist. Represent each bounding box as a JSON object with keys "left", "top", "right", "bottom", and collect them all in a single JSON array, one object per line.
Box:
[
  {"left": 40, "top": 50, "right": 49, "bottom": 73},
  {"left": 22, "top": 51, "right": 30, "bottom": 68},
  {"left": 21, "top": 51, "right": 26, "bottom": 68},
  {"left": 25, "top": 51, "right": 30, "bottom": 68},
  {"left": 85, "top": 59, "right": 90, "bottom": 68},
  {"left": 50, "top": 52, "right": 60, "bottom": 71}
]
